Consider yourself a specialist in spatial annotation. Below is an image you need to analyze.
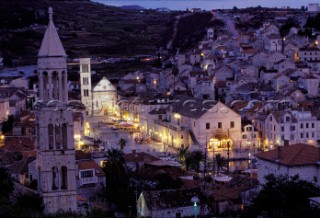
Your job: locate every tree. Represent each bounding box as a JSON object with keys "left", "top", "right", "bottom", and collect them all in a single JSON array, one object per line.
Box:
[
  {"left": 1, "top": 115, "right": 14, "bottom": 134},
  {"left": 214, "top": 153, "right": 226, "bottom": 175},
  {"left": 118, "top": 138, "right": 127, "bottom": 150},
  {"left": 0, "top": 167, "right": 14, "bottom": 199},
  {"left": 102, "top": 148, "right": 129, "bottom": 210},
  {"left": 242, "top": 174, "right": 320, "bottom": 218},
  {"left": 185, "top": 150, "right": 204, "bottom": 172},
  {"left": 177, "top": 146, "right": 189, "bottom": 170}
]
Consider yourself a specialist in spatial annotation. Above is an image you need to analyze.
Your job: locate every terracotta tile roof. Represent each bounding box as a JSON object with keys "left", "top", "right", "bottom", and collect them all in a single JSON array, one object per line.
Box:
[
  {"left": 124, "top": 152, "right": 159, "bottom": 163},
  {"left": 256, "top": 143, "right": 320, "bottom": 167},
  {"left": 77, "top": 160, "right": 105, "bottom": 176}
]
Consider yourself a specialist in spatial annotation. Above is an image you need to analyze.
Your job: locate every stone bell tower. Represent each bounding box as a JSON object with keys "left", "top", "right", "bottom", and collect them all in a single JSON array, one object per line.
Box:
[{"left": 35, "top": 7, "right": 77, "bottom": 213}]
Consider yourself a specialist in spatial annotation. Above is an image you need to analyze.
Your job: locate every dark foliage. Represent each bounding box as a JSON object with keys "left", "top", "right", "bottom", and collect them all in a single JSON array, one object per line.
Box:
[
  {"left": 173, "top": 12, "right": 213, "bottom": 51},
  {"left": 1, "top": 115, "right": 14, "bottom": 134},
  {"left": 242, "top": 174, "right": 320, "bottom": 218}
]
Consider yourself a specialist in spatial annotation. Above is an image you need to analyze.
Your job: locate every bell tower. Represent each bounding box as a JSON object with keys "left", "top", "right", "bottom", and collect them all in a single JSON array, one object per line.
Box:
[
  {"left": 35, "top": 7, "right": 77, "bottom": 214},
  {"left": 79, "top": 58, "right": 92, "bottom": 116}
]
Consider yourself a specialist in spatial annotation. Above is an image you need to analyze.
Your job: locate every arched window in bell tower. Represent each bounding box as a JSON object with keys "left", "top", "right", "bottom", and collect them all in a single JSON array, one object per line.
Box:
[
  {"left": 61, "top": 166, "right": 68, "bottom": 189},
  {"left": 48, "top": 124, "right": 54, "bottom": 149},
  {"left": 62, "top": 123, "right": 68, "bottom": 149},
  {"left": 52, "top": 166, "right": 59, "bottom": 190},
  {"left": 55, "top": 124, "right": 61, "bottom": 149},
  {"left": 43, "top": 71, "right": 49, "bottom": 100},
  {"left": 52, "top": 71, "right": 59, "bottom": 99}
]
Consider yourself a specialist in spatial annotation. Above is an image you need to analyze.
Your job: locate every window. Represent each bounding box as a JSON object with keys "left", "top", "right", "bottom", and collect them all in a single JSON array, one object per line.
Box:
[
  {"left": 312, "top": 123, "right": 315, "bottom": 128},
  {"left": 300, "top": 123, "right": 303, "bottom": 129},
  {"left": 194, "top": 121, "right": 195, "bottom": 127},
  {"left": 252, "top": 134, "right": 256, "bottom": 138},
  {"left": 48, "top": 124, "right": 54, "bottom": 149},
  {"left": 306, "top": 123, "right": 309, "bottom": 128},
  {"left": 270, "top": 116, "right": 272, "bottom": 121},
  {"left": 84, "top": 89, "right": 89, "bottom": 97},
  {"left": 290, "top": 135, "right": 294, "bottom": 140},
  {"left": 55, "top": 124, "right": 61, "bottom": 149},
  {"left": 80, "top": 170, "right": 93, "bottom": 178},
  {"left": 218, "top": 122, "right": 222, "bottom": 129},
  {"left": 206, "top": 123, "right": 210, "bottom": 129},
  {"left": 274, "top": 125, "right": 276, "bottom": 131},
  {"left": 230, "top": 121, "right": 235, "bottom": 128},
  {"left": 246, "top": 127, "right": 252, "bottom": 131},
  {"left": 300, "top": 133, "right": 303, "bottom": 139},
  {"left": 62, "top": 123, "right": 67, "bottom": 149},
  {"left": 242, "top": 134, "right": 247, "bottom": 139},
  {"left": 312, "top": 132, "right": 315, "bottom": 137},
  {"left": 285, "top": 116, "right": 290, "bottom": 122},
  {"left": 306, "top": 133, "right": 309, "bottom": 138},
  {"left": 61, "top": 166, "right": 68, "bottom": 189},
  {"left": 82, "top": 64, "right": 89, "bottom": 73},
  {"left": 281, "top": 126, "right": 284, "bottom": 132},
  {"left": 52, "top": 167, "right": 58, "bottom": 190},
  {"left": 83, "top": 77, "right": 89, "bottom": 85},
  {"left": 281, "top": 135, "right": 284, "bottom": 140},
  {"left": 158, "top": 115, "right": 162, "bottom": 120},
  {"left": 181, "top": 135, "right": 184, "bottom": 139},
  {"left": 290, "top": 126, "right": 295, "bottom": 131}
]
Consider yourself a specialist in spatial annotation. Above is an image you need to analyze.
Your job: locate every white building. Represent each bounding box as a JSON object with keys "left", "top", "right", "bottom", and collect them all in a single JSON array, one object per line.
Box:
[
  {"left": 263, "top": 110, "right": 320, "bottom": 148},
  {"left": 35, "top": 8, "right": 78, "bottom": 213},
  {"left": 308, "top": 3, "right": 319, "bottom": 12},
  {"left": 256, "top": 143, "right": 320, "bottom": 187}
]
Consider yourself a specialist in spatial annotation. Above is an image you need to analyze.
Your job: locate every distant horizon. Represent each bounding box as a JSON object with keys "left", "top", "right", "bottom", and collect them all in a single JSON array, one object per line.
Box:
[{"left": 93, "top": 0, "right": 317, "bottom": 10}]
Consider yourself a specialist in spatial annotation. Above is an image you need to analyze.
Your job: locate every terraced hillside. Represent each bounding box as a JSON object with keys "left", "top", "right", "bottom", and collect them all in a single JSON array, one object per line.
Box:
[{"left": 0, "top": 0, "right": 177, "bottom": 65}]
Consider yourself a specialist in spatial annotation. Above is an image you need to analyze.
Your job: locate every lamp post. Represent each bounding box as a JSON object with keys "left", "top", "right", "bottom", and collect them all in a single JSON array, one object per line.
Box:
[{"left": 191, "top": 196, "right": 200, "bottom": 218}]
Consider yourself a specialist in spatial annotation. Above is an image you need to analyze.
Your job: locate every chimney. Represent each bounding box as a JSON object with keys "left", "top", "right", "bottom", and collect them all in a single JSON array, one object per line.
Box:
[{"left": 284, "top": 140, "right": 289, "bottom": 147}]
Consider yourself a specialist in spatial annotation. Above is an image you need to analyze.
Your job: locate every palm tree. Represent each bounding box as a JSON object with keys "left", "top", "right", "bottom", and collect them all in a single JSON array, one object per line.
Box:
[
  {"left": 118, "top": 138, "right": 127, "bottom": 150},
  {"left": 186, "top": 150, "right": 204, "bottom": 172},
  {"left": 214, "top": 153, "right": 226, "bottom": 175},
  {"left": 177, "top": 146, "right": 189, "bottom": 170},
  {"left": 102, "top": 148, "right": 129, "bottom": 208}
]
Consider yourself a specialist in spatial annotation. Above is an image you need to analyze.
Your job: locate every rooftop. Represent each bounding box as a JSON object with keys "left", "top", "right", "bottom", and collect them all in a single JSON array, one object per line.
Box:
[{"left": 256, "top": 143, "right": 320, "bottom": 167}]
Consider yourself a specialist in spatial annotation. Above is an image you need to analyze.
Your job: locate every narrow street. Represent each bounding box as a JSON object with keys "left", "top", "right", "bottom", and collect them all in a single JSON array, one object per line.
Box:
[{"left": 212, "top": 11, "right": 239, "bottom": 38}]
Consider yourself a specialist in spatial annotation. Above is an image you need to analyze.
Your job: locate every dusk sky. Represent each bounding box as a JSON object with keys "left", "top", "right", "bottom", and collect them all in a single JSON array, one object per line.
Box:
[{"left": 94, "top": 0, "right": 315, "bottom": 10}]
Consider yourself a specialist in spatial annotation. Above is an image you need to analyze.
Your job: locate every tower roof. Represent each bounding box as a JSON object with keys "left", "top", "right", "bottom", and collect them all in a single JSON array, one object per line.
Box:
[{"left": 38, "top": 7, "right": 66, "bottom": 57}]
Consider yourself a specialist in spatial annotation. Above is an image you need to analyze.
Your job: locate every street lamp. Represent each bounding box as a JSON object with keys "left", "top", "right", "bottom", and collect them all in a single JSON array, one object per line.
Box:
[{"left": 191, "top": 196, "right": 200, "bottom": 218}]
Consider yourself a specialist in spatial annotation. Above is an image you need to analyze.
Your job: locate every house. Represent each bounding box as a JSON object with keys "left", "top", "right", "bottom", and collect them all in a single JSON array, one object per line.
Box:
[
  {"left": 137, "top": 188, "right": 207, "bottom": 218},
  {"left": 272, "top": 73, "right": 290, "bottom": 91},
  {"left": 256, "top": 143, "right": 320, "bottom": 186},
  {"left": 263, "top": 110, "right": 320, "bottom": 148},
  {"left": 264, "top": 34, "right": 283, "bottom": 52},
  {"left": 298, "top": 47, "right": 320, "bottom": 62},
  {"left": 302, "top": 74, "right": 319, "bottom": 97},
  {"left": 251, "top": 52, "right": 268, "bottom": 67}
]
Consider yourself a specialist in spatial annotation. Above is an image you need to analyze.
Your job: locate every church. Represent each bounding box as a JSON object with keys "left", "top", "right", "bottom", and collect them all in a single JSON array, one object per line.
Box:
[
  {"left": 80, "top": 58, "right": 117, "bottom": 117},
  {"left": 34, "top": 7, "right": 79, "bottom": 213}
]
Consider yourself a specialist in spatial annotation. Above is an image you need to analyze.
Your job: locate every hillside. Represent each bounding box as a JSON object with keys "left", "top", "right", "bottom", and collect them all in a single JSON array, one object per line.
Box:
[{"left": 0, "top": 0, "right": 177, "bottom": 66}]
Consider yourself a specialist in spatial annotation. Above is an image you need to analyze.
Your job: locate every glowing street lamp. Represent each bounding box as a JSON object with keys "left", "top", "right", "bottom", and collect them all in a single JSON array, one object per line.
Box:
[{"left": 191, "top": 196, "right": 200, "bottom": 218}]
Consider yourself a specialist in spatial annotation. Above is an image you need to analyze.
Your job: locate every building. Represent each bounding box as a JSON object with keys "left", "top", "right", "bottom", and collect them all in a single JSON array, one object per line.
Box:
[
  {"left": 34, "top": 8, "right": 78, "bottom": 213},
  {"left": 308, "top": 3, "right": 319, "bottom": 12},
  {"left": 80, "top": 58, "right": 117, "bottom": 116},
  {"left": 80, "top": 58, "right": 92, "bottom": 116},
  {"left": 298, "top": 47, "right": 320, "bottom": 62},
  {"left": 263, "top": 110, "right": 320, "bottom": 148},
  {"left": 256, "top": 143, "right": 320, "bottom": 186}
]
